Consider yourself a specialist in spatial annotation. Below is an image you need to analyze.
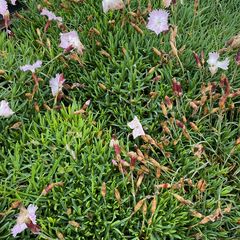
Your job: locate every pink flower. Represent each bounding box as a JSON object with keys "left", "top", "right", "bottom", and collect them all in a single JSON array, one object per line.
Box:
[
  {"left": 49, "top": 73, "right": 65, "bottom": 96},
  {"left": 207, "top": 52, "right": 229, "bottom": 75},
  {"left": 146, "top": 9, "right": 169, "bottom": 35},
  {"left": 11, "top": 0, "right": 16, "bottom": 5},
  {"left": 59, "top": 31, "right": 84, "bottom": 54},
  {"left": 127, "top": 116, "right": 145, "bottom": 139},
  {"left": 11, "top": 204, "right": 39, "bottom": 237},
  {"left": 20, "top": 60, "right": 42, "bottom": 73},
  {"left": 102, "top": 0, "right": 124, "bottom": 13},
  {"left": 40, "top": 8, "right": 62, "bottom": 22},
  {"left": 0, "top": 100, "right": 14, "bottom": 117},
  {"left": 0, "top": 0, "right": 8, "bottom": 16}
]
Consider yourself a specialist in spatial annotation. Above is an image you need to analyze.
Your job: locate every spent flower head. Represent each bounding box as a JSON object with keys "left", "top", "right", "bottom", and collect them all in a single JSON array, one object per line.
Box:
[
  {"left": 207, "top": 52, "right": 229, "bottom": 75},
  {"left": 146, "top": 9, "right": 169, "bottom": 35},
  {"left": 11, "top": 204, "right": 39, "bottom": 237}
]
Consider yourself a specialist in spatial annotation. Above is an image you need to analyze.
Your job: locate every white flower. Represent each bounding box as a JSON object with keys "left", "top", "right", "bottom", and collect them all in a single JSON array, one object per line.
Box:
[
  {"left": 40, "top": 8, "right": 62, "bottom": 22},
  {"left": 0, "top": 0, "right": 8, "bottom": 16},
  {"left": 20, "top": 60, "right": 42, "bottom": 73},
  {"left": 11, "top": 204, "right": 38, "bottom": 237},
  {"left": 127, "top": 116, "right": 145, "bottom": 139},
  {"left": 0, "top": 100, "right": 14, "bottom": 117},
  {"left": 207, "top": 52, "right": 229, "bottom": 75},
  {"left": 102, "top": 0, "right": 124, "bottom": 13},
  {"left": 59, "top": 31, "right": 84, "bottom": 54},
  {"left": 11, "top": 0, "right": 16, "bottom": 5},
  {"left": 146, "top": 9, "right": 169, "bottom": 35},
  {"left": 49, "top": 73, "right": 65, "bottom": 96}
]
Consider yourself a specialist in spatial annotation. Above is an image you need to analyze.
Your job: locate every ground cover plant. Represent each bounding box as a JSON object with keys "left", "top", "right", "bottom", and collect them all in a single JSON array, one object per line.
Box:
[{"left": 0, "top": 0, "right": 240, "bottom": 239}]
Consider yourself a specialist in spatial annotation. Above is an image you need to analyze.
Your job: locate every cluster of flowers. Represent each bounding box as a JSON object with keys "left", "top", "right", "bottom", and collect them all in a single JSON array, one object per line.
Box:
[
  {"left": 0, "top": 0, "right": 233, "bottom": 237},
  {"left": 0, "top": 0, "right": 230, "bottom": 120}
]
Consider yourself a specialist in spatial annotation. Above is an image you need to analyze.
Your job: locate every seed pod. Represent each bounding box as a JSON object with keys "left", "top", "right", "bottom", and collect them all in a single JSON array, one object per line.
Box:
[
  {"left": 43, "top": 103, "right": 51, "bottom": 111},
  {"left": 191, "top": 210, "right": 204, "bottom": 218},
  {"left": 41, "top": 182, "right": 64, "bottom": 196},
  {"left": 114, "top": 188, "right": 121, "bottom": 204},
  {"left": 160, "top": 102, "right": 168, "bottom": 117},
  {"left": 194, "top": 0, "right": 199, "bottom": 15},
  {"left": 236, "top": 50, "right": 240, "bottom": 66},
  {"left": 193, "top": 51, "right": 201, "bottom": 68},
  {"left": 66, "top": 208, "right": 72, "bottom": 216},
  {"left": 141, "top": 165, "right": 150, "bottom": 174},
  {"left": 128, "top": 151, "right": 137, "bottom": 170},
  {"left": 197, "top": 179, "right": 206, "bottom": 192},
  {"left": 182, "top": 116, "right": 187, "bottom": 123},
  {"left": 176, "top": 120, "right": 185, "bottom": 129},
  {"left": 100, "top": 50, "right": 111, "bottom": 58},
  {"left": 148, "top": 66, "right": 156, "bottom": 75},
  {"left": 155, "top": 183, "right": 171, "bottom": 189},
  {"left": 56, "top": 231, "right": 65, "bottom": 240},
  {"left": 68, "top": 220, "right": 80, "bottom": 228},
  {"left": 11, "top": 201, "right": 22, "bottom": 209},
  {"left": 190, "top": 122, "right": 198, "bottom": 131},
  {"left": 200, "top": 95, "right": 208, "bottom": 106},
  {"left": 136, "top": 174, "right": 144, "bottom": 188},
  {"left": 130, "top": 22, "right": 144, "bottom": 35},
  {"left": 142, "top": 201, "right": 147, "bottom": 216},
  {"left": 173, "top": 194, "right": 193, "bottom": 205},
  {"left": 122, "top": 47, "right": 127, "bottom": 55},
  {"left": 223, "top": 204, "right": 232, "bottom": 214},
  {"left": 101, "top": 182, "right": 106, "bottom": 199},
  {"left": 164, "top": 96, "right": 172, "bottom": 109},
  {"left": 152, "top": 47, "right": 162, "bottom": 57},
  {"left": 156, "top": 167, "right": 161, "bottom": 178},
  {"left": 150, "top": 196, "right": 157, "bottom": 215},
  {"left": 34, "top": 102, "right": 40, "bottom": 112},
  {"left": 183, "top": 129, "right": 191, "bottom": 140},
  {"left": 190, "top": 101, "right": 198, "bottom": 114},
  {"left": 134, "top": 199, "right": 145, "bottom": 213}
]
